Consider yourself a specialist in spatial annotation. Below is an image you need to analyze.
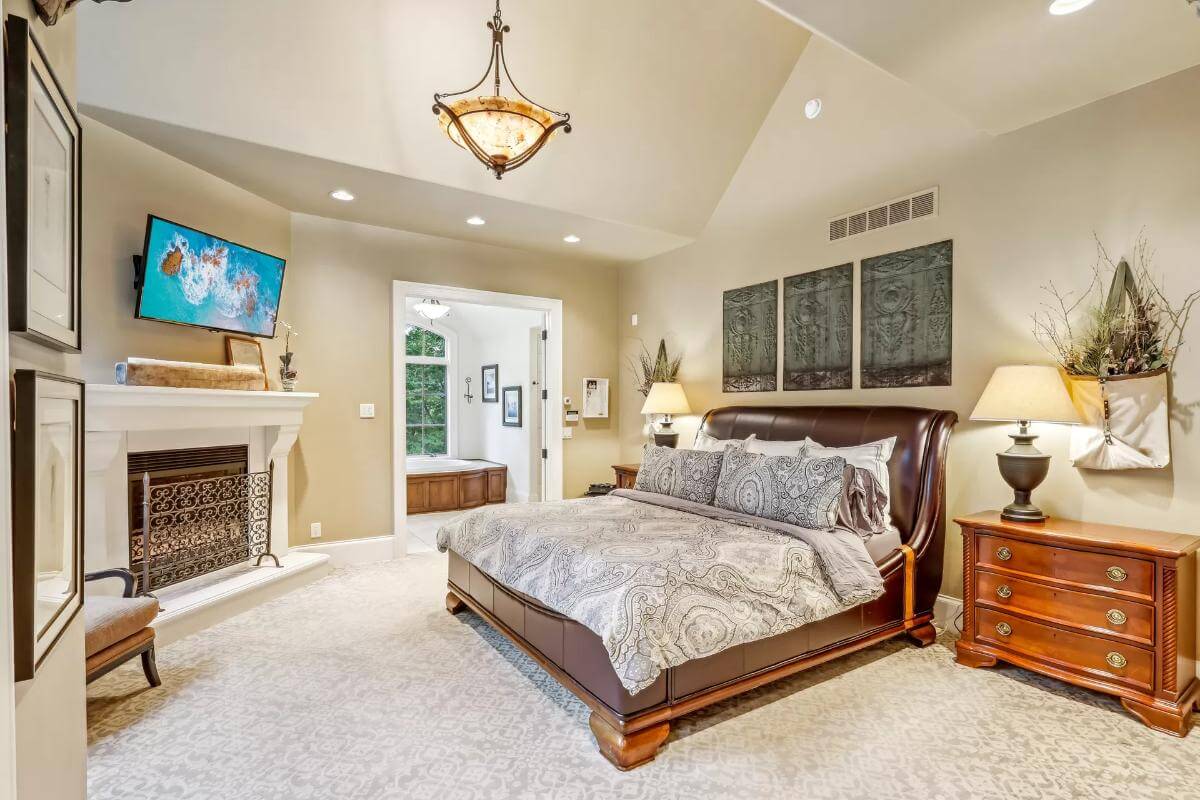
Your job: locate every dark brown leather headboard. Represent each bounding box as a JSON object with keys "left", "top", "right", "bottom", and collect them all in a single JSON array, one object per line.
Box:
[{"left": 700, "top": 405, "right": 958, "bottom": 547}]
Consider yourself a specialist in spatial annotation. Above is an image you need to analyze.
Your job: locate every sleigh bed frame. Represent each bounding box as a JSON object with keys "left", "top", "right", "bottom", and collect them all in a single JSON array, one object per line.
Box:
[{"left": 444, "top": 404, "right": 957, "bottom": 769}]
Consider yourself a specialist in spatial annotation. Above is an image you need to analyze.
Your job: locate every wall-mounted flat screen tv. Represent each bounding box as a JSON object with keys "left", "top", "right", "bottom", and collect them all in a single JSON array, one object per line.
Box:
[{"left": 135, "top": 215, "right": 287, "bottom": 338}]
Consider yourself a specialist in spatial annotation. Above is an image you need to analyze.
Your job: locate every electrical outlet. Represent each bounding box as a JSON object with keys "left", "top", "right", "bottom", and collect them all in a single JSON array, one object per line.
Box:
[
  {"left": 359, "top": 403, "right": 375, "bottom": 419},
  {"left": 310, "top": 522, "right": 322, "bottom": 539}
]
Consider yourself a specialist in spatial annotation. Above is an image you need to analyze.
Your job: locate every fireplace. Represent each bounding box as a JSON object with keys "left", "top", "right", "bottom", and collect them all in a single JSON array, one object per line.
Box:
[{"left": 128, "top": 445, "right": 273, "bottom": 593}]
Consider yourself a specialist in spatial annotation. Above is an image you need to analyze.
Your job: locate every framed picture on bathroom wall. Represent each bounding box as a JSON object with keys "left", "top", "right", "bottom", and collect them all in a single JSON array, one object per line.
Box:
[
  {"left": 481, "top": 364, "right": 499, "bottom": 403},
  {"left": 502, "top": 385, "right": 523, "bottom": 427},
  {"left": 4, "top": 15, "right": 84, "bottom": 352},
  {"left": 11, "top": 370, "right": 85, "bottom": 681}
]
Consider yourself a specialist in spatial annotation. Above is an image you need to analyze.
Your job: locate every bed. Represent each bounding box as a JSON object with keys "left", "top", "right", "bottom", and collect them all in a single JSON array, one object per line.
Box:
[{"left": 438, "top": 405, "right": 957, "bottom": 769}]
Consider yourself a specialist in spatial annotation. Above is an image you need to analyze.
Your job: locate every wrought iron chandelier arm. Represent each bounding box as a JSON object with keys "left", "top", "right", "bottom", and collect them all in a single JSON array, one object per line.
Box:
[{"left": 497, "top": 42, "right": 570, "bottom": 121}]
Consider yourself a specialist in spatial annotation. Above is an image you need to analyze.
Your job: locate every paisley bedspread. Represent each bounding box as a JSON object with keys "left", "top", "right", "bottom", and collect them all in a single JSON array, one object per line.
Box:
[{"left": 436, "top": 489, "right": 884, "bottom": 695}]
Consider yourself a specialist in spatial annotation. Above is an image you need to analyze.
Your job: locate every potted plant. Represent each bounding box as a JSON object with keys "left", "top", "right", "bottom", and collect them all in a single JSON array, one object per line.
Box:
[{"left": 1033, "top": 233, "right": 1197, "bottom": 469}]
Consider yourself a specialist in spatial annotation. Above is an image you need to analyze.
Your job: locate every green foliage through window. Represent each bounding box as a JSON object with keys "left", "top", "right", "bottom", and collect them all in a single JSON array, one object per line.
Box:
[{"left": 405, "top": 324, "right": 449, "bottom": 455}]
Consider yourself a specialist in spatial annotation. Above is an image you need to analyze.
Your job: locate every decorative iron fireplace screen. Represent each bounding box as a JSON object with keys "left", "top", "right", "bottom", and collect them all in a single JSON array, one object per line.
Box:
[{"left": 131, "top": 470, "right": 272, "bottom": 593}]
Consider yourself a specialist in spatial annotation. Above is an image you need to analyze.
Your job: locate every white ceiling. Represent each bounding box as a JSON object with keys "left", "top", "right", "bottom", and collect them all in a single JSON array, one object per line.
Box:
[
  {"left": 77, "top": 0, "right": 808, "bottom": 261},
  {"left": 760, "top": 0, "right": 1200, "bottom": 134}
]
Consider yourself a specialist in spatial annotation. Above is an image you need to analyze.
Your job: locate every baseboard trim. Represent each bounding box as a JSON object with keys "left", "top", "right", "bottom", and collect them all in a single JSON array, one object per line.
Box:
[
  {"left": 934, "top": 593, "right": 963, "bottom": 635},
  {"left": 291, "top": 535, "right": 397, "bottom": 567}
]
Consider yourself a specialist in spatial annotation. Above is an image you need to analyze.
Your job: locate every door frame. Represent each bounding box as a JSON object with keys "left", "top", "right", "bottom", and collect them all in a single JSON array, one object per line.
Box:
[{"left": 391, "top": 281, "right": 564, "bottom": 557}]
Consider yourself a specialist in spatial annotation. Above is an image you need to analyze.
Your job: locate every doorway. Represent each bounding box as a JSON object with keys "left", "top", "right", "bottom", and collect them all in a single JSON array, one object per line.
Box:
[{"left": 390, "top": 282, "right": 562, "bottom": 556}]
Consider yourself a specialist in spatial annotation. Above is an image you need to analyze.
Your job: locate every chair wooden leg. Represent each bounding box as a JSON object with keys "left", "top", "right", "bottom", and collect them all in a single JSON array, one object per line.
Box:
[
  {"left": 446, "top": 590, "right": 466, "bottom": 615},
  {"left": 589, "top": 712, "right": 669, "bottom": 771},
  {"left": 141, "top": 644, "right": 162, "bottom": 688}
]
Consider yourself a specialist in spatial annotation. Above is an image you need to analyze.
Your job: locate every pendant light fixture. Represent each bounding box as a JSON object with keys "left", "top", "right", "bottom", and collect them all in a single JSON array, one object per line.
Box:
[
  {"left": 432, "top": 1, "right": 572, "bottom": 179},
  {"left": 414, "top": 299, "right": 451, "bottom": 320}
]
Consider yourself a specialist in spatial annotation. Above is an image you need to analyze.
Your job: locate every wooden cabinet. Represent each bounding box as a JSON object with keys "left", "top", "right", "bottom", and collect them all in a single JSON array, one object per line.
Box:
[
  {"left": 956, "top": 511, "right": 1200, "bottom": 736},
  {"left": 613, "top": 464, "right": 639, "bottom": 490},
  {"left": 407, "top": 464, "right": 508, "bottom": 514}
]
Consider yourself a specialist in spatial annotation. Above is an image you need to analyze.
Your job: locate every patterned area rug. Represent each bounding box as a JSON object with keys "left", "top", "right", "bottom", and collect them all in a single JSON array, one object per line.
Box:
[{"left": 88, "top": 554, "right": 1200, "bottom": 799}]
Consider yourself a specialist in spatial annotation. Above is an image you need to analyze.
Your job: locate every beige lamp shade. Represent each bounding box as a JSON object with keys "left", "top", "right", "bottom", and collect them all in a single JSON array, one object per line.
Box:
[
  {"left": 641, "top": 382, "right": 691, "bottom": 416},
  {"left": 970, "top": 365, "right": 1082, "bottom": 424}
]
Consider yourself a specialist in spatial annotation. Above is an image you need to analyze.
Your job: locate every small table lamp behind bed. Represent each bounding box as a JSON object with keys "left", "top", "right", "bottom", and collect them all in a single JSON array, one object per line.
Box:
[{"left": 642, "top": 382, "right": 691, "bottom": 448}]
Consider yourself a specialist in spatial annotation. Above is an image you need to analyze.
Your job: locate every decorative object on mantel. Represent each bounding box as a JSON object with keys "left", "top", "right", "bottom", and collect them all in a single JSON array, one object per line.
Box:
[
  {"left": 432, "top": 0, "right": 572, "bottom": 179},
  {"left": 481, "top": 364, "right": 499, "bottom": 402},
  {"left": 116, "top": 358, "right": 266, "bottom": 391},
  {"left": 641, "top": 382, "right": 691, "bottom": 448},
  {"left": 33, "top": 0, "right": 131, "bottom": 26},
  {"left": 1034, "top": 234, "right": 1198, "bottom": 470},
  {"left": 723, "top": 281, "right": 778, "bottom": 392},
  {"left": 225, "top": 335, "right": 270, "bottom": 390},
  {"left": 5, "top": 16, "right": 83, "bottom": 352},
  {"left": 970, "top": 365, "right": 1082, "bottom": 523},
  {"left": 783, "top": 263, "right": 852, "bottom": 390},
  {"left": 277, "top": 320, "right": 299, "bottom": 391},
  {"left": 628, "top": 339, "right": 681, "bottom": 397},
  {"left": 11, "top": 371, "right": 85, "bottom": 681},
  {"left": 861, "top": 240, "right": 953, "bottom": 388}
]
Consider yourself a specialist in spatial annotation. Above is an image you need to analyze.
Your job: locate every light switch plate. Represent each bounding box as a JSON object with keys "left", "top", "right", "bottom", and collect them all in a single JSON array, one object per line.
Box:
[
  {"left": 359, "top": 403, "right": 375, "bottom": 419},
  {"left": 631, "top": 313, "right": 638, "bottom": 327},
  {"left": 310, "top": 522, "right": 322, "bottom": 539}
]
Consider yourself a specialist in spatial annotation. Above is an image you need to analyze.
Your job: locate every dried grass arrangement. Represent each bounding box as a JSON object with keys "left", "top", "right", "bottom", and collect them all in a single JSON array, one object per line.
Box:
[
  {"left": 628, "top": 339, "right": 682, "bottom": 397},
  {"left": 1033, "top": 233, "right": 1198, "bottom": 377}
]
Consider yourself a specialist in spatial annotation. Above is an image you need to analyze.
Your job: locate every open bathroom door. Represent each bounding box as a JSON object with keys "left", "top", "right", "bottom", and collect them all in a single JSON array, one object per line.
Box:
[{"left": 529, "top": 325, "right": 547, "bottom": 502}]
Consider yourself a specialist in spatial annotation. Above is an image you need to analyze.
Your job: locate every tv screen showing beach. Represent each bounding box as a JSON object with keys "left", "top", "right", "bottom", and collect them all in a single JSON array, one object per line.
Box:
[{"left": 136, "top": 216, "right": 286, "bottom": 337}]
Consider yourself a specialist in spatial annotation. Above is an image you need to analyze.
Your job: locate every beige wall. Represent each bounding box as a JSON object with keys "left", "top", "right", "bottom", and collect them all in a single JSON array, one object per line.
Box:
[
  {"left": 285, "top": 214, "right": 621, "bottom": 545},
  {"left": 79, "top": 119, "right": 292, "bottom": 384},
  {"left": 3, "top": 3, "right": 85, "bottom": 799},
  {"left": 617, "top": 38, "right": 1200, "bottom": 601}
]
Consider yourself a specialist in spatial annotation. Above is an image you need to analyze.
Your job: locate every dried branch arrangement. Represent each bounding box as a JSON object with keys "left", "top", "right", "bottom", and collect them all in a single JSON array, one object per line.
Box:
[
  {"left": 1033, "top": 233, "right": 1198, "bottom": 377},
  {"left": 628, "top": 339, "right": 682, "bottom": 397}
]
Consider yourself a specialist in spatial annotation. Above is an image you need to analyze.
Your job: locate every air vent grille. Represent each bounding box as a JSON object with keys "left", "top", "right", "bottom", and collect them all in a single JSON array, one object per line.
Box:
[{"left": 828, "top": 187, "right": 938, "bottom": 243}]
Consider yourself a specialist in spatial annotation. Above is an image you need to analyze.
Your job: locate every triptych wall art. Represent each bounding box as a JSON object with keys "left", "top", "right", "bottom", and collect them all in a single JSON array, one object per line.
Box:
[{"left": 721, "top": 240, "right": 953, "bottom": 392}]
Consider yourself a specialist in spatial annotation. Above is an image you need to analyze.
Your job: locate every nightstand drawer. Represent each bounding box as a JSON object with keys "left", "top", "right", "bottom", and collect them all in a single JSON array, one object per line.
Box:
[
  {"left": 975, "top": 571, "right": 1154, "bottom": 646},
  {"left": 976, "top": 607, "right": 1154, "bottom": 693},
  {"left": 976, "top": 533, "right": 1154, "bottom": 600}
]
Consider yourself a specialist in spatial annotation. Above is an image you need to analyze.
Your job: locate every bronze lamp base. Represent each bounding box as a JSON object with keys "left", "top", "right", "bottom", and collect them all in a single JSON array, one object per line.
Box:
[{"left": 997, "top": 420, "right": 1051, "bottom": 523}]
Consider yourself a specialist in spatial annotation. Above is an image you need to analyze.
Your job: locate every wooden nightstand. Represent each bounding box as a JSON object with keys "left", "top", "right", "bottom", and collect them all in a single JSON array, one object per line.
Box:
[
  {"left": 613, "top": 464, "right": 640, "bottom": 490},
  {"left": 955, "top": 511, "right": 1200, "bottom": 736}
]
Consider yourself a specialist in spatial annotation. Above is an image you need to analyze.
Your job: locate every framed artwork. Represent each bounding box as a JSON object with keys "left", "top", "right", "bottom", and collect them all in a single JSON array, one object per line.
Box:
[
  {"left": 502, "top": 385, "right": 523, "bottom": 427},
  {"left": 225, "top": 335, "right": 269, "bottom": 389},
  {"left": 722, "top": 280, "right": 778, "bottom": 392},
  {"left": 481, "top": 364, "right": 499, "bottom": 403},
  {"left": 4, "top": 16, "right": 83, "bottom": 352},
  {"left": 783, "top": 264, "right": 853, "bottom": 391},
  {"left": 583, "top": 377, "right": 609, "bottom": 418},
  {"left": 861, "top": 240, "right": 953, "bottom": 388},
  {"left": 12, "top": 371, "right": 84, "bottom": 681}
]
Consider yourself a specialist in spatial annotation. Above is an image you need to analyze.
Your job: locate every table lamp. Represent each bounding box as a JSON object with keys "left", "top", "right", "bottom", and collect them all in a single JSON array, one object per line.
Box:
[
  {"left": 641, "top": 382, "right": 691, "bottom": 447},
  {"left": 970, "top": 365, "right": 1082, "bottom": 523}
]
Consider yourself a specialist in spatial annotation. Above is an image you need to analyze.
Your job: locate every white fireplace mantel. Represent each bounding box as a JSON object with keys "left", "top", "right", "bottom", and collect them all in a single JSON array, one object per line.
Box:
[{"left": 84, "top": 384, "right": 319, "bottom": 574}]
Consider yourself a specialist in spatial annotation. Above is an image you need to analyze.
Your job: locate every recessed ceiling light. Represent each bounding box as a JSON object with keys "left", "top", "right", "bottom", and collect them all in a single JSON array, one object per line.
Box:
[
  {"left": 329, "top": 189, "right": 355, "bottom": 202},
  {"left": 466, "top": 216, "right": 487, "bottom": 226},
  {"left": 1048, "top": 0, "right": 1096, "bottom": 15},
  {"left": 804, "top": 98, "right": 822, "bottom": 120},
  {"left": 563, "top": 234, "right": 581, "bottom": 244}
]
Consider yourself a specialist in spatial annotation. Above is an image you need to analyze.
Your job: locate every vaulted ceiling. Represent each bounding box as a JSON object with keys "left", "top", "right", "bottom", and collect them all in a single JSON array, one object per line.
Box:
[
  {"left": 77, "top": 0, "right": 808, "bottom": 261},
  {"left": 77, "top": 0, "right": 1200, "bottom": 261}
]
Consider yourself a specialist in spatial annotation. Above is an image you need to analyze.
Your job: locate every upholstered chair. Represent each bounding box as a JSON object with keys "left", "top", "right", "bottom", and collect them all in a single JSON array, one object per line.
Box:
[{"left": 84, "top": 568, "right": 162, "bottom": 687}]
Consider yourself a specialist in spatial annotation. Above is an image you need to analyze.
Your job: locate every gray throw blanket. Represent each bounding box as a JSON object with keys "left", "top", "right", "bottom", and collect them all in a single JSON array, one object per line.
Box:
[{"left": 436, "top": 489, "right": 884, "bottom": 695}]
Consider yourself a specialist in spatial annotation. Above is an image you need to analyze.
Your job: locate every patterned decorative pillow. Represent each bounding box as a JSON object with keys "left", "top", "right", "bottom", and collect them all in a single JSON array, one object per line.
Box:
[
  {"left": 714, "top": 447, "right": 849, "bottom": 530},
  {"left": 634, "top": 444, "right": 725, "bottom": 504}
]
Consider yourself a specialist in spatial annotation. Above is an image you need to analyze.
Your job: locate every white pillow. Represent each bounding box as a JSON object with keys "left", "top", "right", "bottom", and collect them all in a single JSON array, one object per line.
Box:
[
  {"left": 745, "top": 435, "right": 805, "bottom": 457},
  {"left": 803, "top": 436, "right": 899, "bottom": 528},
  {"left": 692, "top": 430, "right": 750, "bottom": 452}
]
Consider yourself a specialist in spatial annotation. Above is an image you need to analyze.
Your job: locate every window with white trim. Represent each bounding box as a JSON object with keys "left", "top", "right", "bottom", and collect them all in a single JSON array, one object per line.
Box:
[{"left": 405, "top": 324, "right": 449, "bottom": 456}]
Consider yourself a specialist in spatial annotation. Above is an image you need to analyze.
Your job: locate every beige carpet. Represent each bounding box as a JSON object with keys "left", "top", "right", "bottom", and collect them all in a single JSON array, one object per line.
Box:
[{"left": 88, "top": 553, "right": 1200, "bottom": 799}]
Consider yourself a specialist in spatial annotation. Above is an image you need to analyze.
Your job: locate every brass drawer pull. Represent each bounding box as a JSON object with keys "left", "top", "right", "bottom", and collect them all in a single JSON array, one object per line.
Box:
[
  {"left": 1105, "top": 651, "right": 1127, "bottom": 669},
  {"left": 996, "top": 546, "right": 1013, "bottom": 562},
  {"left": 995, "top": 622, "right": 1012, "bottom": 636},
  {"left": 1106, "top": 566, "right": 1128, "bottom": 582},
  {"left": 996, "top": 585, "right": 1012, "bottom": 599},
  {"left": 1106, "top": 609, "right": 1127, "bottom": 626}
]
